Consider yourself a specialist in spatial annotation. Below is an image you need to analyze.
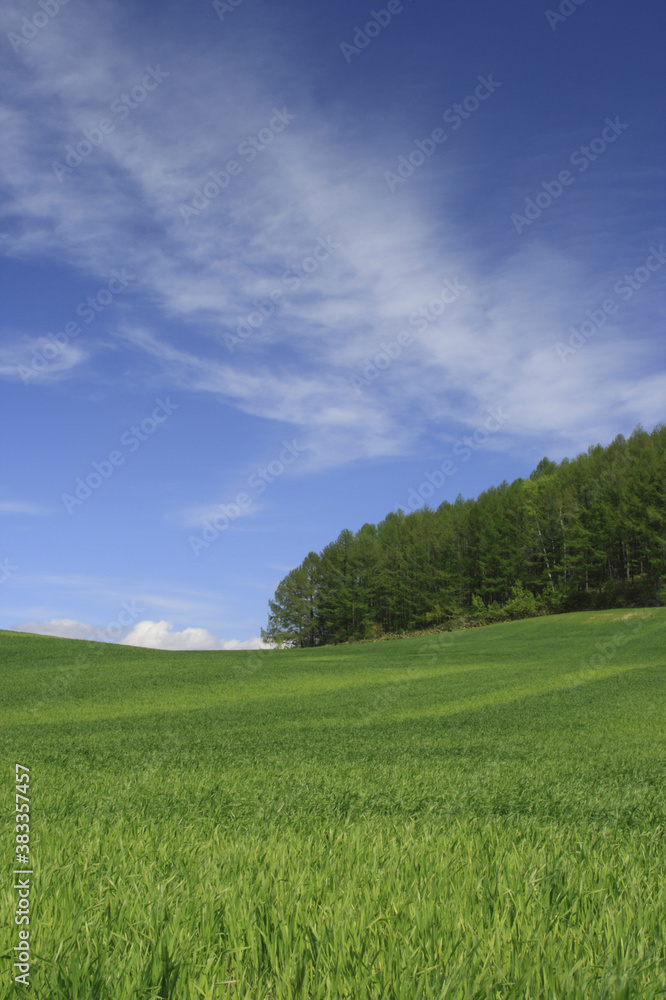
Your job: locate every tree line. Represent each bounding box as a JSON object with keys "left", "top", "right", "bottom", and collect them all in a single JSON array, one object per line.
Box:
[{"left": 262, "top": 424, "right": 666, "bottom": 647}]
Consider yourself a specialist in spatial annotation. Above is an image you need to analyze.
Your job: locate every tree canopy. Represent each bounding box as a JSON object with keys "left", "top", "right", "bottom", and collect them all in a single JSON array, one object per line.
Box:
[{"left": 262, "top": 424, "right": 666, "bottom": 646}]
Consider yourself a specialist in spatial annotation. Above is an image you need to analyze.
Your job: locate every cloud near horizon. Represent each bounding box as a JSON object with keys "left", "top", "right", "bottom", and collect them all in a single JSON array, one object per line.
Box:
[
  {"left": 11, "top": 617, "right": 270, "bottom": 650},
  {"left": 12, "top": 618, "right": 101, "bottom": 641},
  {"left": 119, "top": 620, "right": 271, "bottom": 650}
]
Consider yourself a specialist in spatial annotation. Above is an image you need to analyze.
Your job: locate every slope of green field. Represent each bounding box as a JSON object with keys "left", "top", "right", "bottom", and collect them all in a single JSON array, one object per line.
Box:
[{"left": 1, "top": 609, "right": 665, "bottom": 999}]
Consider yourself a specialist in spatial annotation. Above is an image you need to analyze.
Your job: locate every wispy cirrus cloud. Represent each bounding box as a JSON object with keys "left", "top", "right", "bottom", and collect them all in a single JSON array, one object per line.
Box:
[
  {"left": 174, "top": 501, "right": 261, "bottom": 530},
  {"left": 15, "top": 571, "right": 227, "bottom": 620},
  {"left": 0, "top": 337, "right": 88, "bottom": 382},
  {"left": 0, "top": 500, "right": 52, "bottom": 515},
  {"left": 0, "top": 0, "right": 663, "bottom": 475}
]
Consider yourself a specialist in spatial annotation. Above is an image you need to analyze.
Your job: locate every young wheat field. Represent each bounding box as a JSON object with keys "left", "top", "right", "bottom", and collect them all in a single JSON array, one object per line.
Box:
[{"left": 1, "top": 608, "right": 665, "bottom": 999}]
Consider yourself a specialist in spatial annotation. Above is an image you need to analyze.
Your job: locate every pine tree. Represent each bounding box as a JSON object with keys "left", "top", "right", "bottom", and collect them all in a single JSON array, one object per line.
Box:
[{"left": 261, "top": 552, "right": 321, "bottom": 647}]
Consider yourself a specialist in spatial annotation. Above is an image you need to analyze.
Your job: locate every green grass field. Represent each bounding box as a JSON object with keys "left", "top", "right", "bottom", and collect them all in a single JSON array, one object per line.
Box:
[{"left": 1, "top": 609, "right": 665, "bottom": 999}]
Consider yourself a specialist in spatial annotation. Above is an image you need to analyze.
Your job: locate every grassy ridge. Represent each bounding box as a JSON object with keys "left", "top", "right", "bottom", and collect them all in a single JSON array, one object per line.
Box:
[{"left": 1, "top": 609, "right": 665, "bottom": 999}]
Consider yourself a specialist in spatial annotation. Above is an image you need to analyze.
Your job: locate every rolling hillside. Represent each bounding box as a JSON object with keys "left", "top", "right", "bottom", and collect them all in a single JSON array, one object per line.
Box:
[{"left": 1, "top": 609, "right": 665, "bottom": 999}]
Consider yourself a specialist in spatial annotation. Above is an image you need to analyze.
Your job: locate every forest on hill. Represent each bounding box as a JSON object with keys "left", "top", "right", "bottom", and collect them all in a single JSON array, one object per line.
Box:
[{"left": 262, "top": 424, "right": 666, "bottom": 647}]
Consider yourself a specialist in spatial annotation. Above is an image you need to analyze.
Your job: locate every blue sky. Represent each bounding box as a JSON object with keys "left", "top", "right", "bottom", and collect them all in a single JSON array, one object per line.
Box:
[{"left": 1, "top": 0, "right": 664, "bottom": 649}]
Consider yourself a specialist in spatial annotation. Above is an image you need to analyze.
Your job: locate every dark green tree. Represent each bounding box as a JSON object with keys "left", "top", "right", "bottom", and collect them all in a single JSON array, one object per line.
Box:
[{"left": 264, "top": 424, "right": 666, "bottom": 644}]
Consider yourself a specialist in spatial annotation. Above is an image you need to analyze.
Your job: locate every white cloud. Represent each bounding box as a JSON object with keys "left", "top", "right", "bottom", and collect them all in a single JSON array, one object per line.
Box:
[
  {"left": 119, "top": 619, "right": 271, "bottom": 651},
  {"left": 174, "top": 500, "right": 261, "bottom": 529},
  {"left": 0, "top": 500, "right": 52, "bottom": 515},
  {"left": 0, "top": 337, "right": 88, "bottom": 382},
  {"left": 11, "top": 615, "right": 272, "bottom": 650},
  {"left": 13, "top": 618, "right": 98, "bottom": 640}
]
